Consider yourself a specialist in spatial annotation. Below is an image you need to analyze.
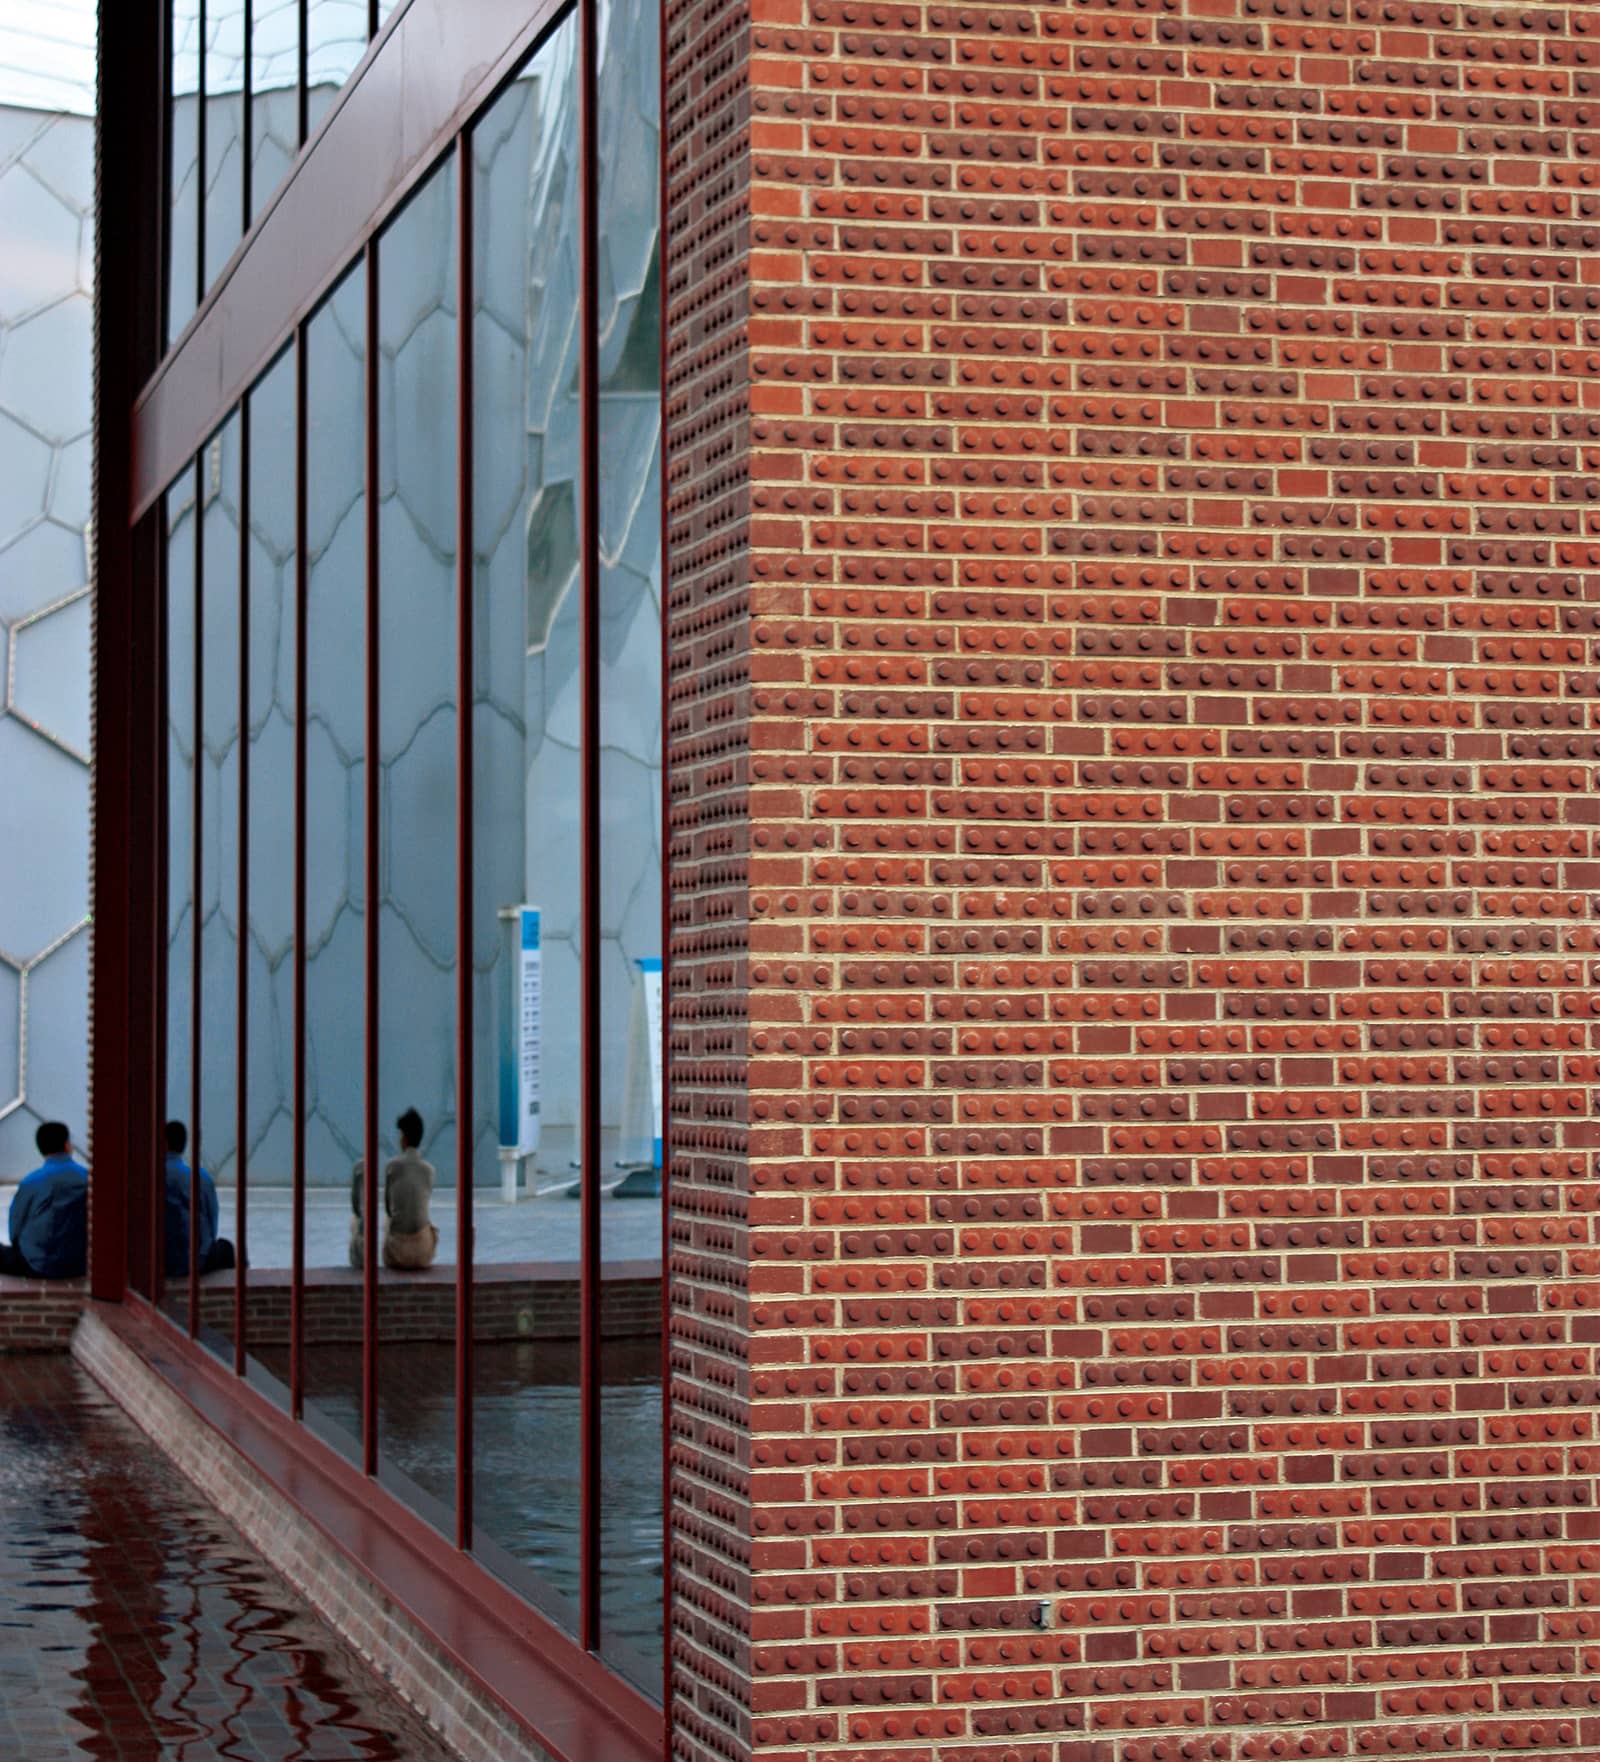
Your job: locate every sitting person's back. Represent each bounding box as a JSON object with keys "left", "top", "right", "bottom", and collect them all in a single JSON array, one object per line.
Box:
[
  {"left": 350, "top": 1107, "right": 438, "bottom": 1271},
  {"left": 162, "top": 1120, "right": 234, "bottom": 1277},
  {"left": 2, "top": 1122, "right": 88, "bottom": 1280}
]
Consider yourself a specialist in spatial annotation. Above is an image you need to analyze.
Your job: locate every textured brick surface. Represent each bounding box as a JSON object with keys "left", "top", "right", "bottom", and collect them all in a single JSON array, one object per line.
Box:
[
  {"left": 664, "top": 2, "right": 1600, "bottom": 1759},
  {"left": 0, "top": 1277, "right": 86, "bottom": 1352}
]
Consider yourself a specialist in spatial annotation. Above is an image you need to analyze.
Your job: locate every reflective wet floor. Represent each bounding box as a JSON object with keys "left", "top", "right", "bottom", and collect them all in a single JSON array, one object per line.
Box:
[{"left": 0, "top": 1354, "right": 457, "bottom": 1761}]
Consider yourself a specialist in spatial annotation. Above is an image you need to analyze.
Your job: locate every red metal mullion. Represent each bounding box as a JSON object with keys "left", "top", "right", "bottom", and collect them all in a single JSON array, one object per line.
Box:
[
  {"left": 656, "top": 0, "right": 672, "bottom": 1712},
  {"left": 190, "top": 454, "right": 204, "bottom": 1340},
  {"left": 454, "top": 134, "right": 474, "bottom": 1554},
  {"left": 236, "top": 392, "right": 252, "bottom": 1374},
  {"left": 155, "top": 504, "right": 171, "bottom": 1304},
  {"left": 578, "top": 0, "right": 601, "bottom": 1656},
  {"left": 291, "top": 322, "right": 308, "bottom": 1419},
  {"left": 363, "top": 235, "right": 381, "bottom": 1480},
  {"left": 196, "top": 0, "right": 207, "bottom": 315},
  {"left": 241, "top": 0, "right": 253, "bottom": 226},
  {"left": 296, "top": 0, "right": 307, "bottom": 147}
]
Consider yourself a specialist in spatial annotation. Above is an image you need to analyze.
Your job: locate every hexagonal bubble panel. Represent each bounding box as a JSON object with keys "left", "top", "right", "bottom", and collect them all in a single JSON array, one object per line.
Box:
[
  {"left": 11, "top": 591, "right": 89, "bottom": 755},
  {"left": 304, "top": 717, "right": 355, "bottom": 950},
  {"left": 0, "top": 958, "right": 19, "bottom": 1112},
  {"left": 380, "top": 705, "right": 456, "bottom": 966},
  {"left": 0, "top": 719, "right": 87, "bottom": 959},
  {"left": 20, "top": 928, "right": 87, "bottom": 1139},
  {"left": 526, "top": 479, "right": 577, "bottom": 653},
  {"left": 389, "top": 306, "right": 457, "bottom": 554},
  {"left": 14, "top": 116, "right": 93, "bottom": 222},
  {"left": 0, "top": 292, "right": 91, "bottom": 442},
  {"left": 0, "top": 408, "right": 50, "bottom": 552},
  {"left": 374, "top": 911, "right": 454, "bottom": 1153},
  {"left": 0, "top": 1107, "right": 44, "bottom": 1190},
  {"left": 0, "top": 165, "right": 81, "bottom": 323},
  {"left": 0, "top": 517, "right": 85, "bottom": 623},
  {"left": 247, "top": 708, "right": 297, "bottom": 960},
  {"left": 48, "top": 431, "right": 90, "bottom": 533}
]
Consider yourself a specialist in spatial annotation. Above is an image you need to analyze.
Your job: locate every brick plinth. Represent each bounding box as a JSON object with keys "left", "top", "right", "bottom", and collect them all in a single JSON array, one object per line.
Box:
[
  {"left": 176, "top": 1261, "right": 662, "bottom": 1346},
  {"left": 663, "top": 3, "right": 1600, "bottom": 1760},
  {"left": 0, "top": 1278, "right": 87, "bottom": 1352}
]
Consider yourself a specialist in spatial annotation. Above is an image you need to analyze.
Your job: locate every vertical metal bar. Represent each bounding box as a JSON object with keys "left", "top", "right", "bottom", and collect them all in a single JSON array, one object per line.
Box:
[
  {"left": 363, "top": 235, "right": 381, "bottom": 1480},
  {"left": 189, "top": 453, "right": 204, "bottom": 1339},
  {"left": 578, "top": 0, "right": 601, "bottom": 1656},
  {"left": 454, "top": 134, "right": 474, "bottom": 1553},
  {"left": 196, "top": 0, "right": 207, "bottom": 315},
  {"left": 154, "top": 507, "right": 171, "bottom": 1305},
  {"left": 656, "top": 0, "right": 672, "bottom": 1712},
  {"left": 291, "top": 323, "right": 308, "bottom": 1419},
  {"left": 236, "top": 390, "right": 252, "bottom": 1376},
  {"left": 241, "top": 0, "right": 253, "bottom": 227},
  {"left": 93, "top": 0, "right": 165, "bottom": 1304},
  {"left": 159, "top": 0, "right": 174, "bottom": 364},
  {"left": 296, "top": 0, "right": 308, "bottom": 147}
]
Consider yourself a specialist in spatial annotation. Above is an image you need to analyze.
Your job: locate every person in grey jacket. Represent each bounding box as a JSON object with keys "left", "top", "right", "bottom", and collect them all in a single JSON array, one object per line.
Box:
[{"left": 349, "top": 1107, "right": 440, "bottom": 1271}]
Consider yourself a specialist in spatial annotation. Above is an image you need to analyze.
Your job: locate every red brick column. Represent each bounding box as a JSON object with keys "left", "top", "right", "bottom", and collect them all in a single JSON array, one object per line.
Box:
[{"left": 665, "top": 4, "right": 1600, "bottom": 1760}]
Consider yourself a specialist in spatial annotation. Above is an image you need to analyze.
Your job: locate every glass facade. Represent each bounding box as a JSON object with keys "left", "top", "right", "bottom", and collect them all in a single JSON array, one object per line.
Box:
[
  {"left": 150, "top": 0, "right": 666, "bottom": 1706},
  {"left": 166, "top": 0, "right": 387, "bottom": 338}
]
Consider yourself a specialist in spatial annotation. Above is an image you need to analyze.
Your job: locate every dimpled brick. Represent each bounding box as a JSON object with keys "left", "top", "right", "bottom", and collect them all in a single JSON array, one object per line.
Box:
[{"left": 664, "top": 1, "right": 1600, "bottom": 1759}]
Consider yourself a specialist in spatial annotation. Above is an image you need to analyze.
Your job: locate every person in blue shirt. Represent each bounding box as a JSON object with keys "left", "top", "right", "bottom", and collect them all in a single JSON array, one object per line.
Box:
[
  {"left": 1, "top": 1121, "right": 89, "bottom": 1279},
  {"left": 164, "top": 1120, "right": 236, "bottom": 1277}
]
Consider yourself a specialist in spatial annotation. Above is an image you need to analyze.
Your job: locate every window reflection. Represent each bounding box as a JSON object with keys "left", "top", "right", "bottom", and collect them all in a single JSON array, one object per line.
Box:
[
  {"left": 197, "top": 413, "right": 244, "bottom": 1350},
  {"left": 596, "top": 0, "right": 664, "bottom": 1690},
  {"left": 243, "top": 350, "right": 299, "bottom": 1397},
  {"left": 164, "top": 473, "right": 198, "bottom": 1298},
  {"left": 375, "top": 158, "right": 458, "bottom": 1525},
  {"left": 167, "top": 0, "right": 201, "bottom": 344},
  {"left": 306, "top": 0, "right": 369, "bottom": 132},
  {"left": 470, "top": 14, "right": 584, "bottom": 1633},
  {"left": 203, "top": 0, "right": 246, "bottom": 287},
  {"left": 301, "top": 264, "right": 368, "bottom": 1460},
  {"left": 250, "top": 0, "right": 301, "bottom": 223}
]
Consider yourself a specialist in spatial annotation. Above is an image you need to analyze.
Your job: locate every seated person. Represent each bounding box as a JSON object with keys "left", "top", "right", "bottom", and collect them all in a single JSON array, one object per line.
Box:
[
  {"left": 0, "top": 1121, "right": 88, "bottom": 1279},
  {"left": 350, "top": 1107, "right": 439, "bottom": 1271},
  {"left": 164, "top": 1120, "right": 236, "bottom": 1277}
]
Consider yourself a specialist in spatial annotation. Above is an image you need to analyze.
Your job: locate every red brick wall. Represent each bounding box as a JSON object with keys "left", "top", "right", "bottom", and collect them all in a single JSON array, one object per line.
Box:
[{"left": 665, "top": 2, "right": 1600, "bottom": 1759}]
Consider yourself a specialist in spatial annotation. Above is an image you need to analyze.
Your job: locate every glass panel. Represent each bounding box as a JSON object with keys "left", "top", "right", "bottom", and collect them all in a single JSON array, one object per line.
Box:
[
  {"left": 375, "top": 157, "right": 457, "bottom": 1528},
  {"left": 305, "top": 0, "right": 367, "bottom": 133},
  {"left": 250, "top": 0, "right": 301, "bottom": 223},
  {"left": 469, "top": 14, "right": 582, "bottom": 1634},
  {"left": 197, "top": 413, "right": 244, "bottom": 1353},
  {"left": 301, "top": 262, "right": 367, "bottom": 1461},
  {"left": 168, "top": 0, "right": 202, "bottom": 344},
  {"left": 164, "top": 468, "right": 197, "bottom": 1314},
  {"left": 244, "top": 348, "right": 298, "bottom": 1397},
  {"left": 203, "top": 0, "right": 246, "bottom": 288},
  {"left": 596, "top": 0, "right": 664, "bottom": 1692}
]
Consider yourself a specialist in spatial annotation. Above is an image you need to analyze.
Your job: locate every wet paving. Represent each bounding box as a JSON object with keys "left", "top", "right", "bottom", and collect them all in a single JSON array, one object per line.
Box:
[{"left": 0, "top": 1354, "right": 458, "bottom": 1761}]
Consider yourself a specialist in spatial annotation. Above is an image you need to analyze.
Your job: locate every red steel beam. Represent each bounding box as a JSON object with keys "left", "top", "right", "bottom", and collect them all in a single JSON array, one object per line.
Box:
[{"left": 133, "top": 0, "right": 568, "bottom": 521}]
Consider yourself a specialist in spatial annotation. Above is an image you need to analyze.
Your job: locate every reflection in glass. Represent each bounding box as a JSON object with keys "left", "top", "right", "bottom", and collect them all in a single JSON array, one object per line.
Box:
[
  {"left": 375, "top": 158, "right": 458, "bottom": 1525},
  {"left": 250, "top": 0, "right": 301, "bottom": 221},
  {"left": 245, "top": 350, "right": 298, "bottom": 1381},
  {"left": 165, "top": 471, "right": 198, "bottom": 1312},
  {"left": 203, "top": 0, "right": 246, "bottom": 287},
  {"left": 168, "top": 0, "right": 202, "bottom": 343},
  {"left": 306, "top": 0, "right": 368, "bottom": 132},
  {"left": 596, "top": 0, "right": 664, "bottom": 1690},
  {"left": 470, "top": 15, "right": 583, "bottom": 1632},
  {"left": 301, "top": 263, "right": 367, "bottom": 1459},
  {"left": 198, "top": 414, "right": 244, "bottom": 1351}
]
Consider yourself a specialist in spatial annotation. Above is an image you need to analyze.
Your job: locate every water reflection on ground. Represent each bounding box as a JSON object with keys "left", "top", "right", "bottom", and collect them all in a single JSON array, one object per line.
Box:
[{"left": 0, "top": 1354, "right": 457, "bottom": 1761}]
